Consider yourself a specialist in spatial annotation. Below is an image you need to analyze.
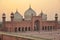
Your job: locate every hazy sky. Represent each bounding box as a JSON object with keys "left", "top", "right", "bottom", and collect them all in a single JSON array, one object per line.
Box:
[{"left": 0, "top": 0, "right": 60, "bottom": 21}]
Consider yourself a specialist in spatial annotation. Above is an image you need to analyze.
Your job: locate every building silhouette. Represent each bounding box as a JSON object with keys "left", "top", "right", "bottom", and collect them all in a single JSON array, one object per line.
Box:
[
  {"left": 0, "top": 6, "right": 60, "bottom": 40},
  {"left": 0, "top": 6, "right": 60, "bottom": 32}
]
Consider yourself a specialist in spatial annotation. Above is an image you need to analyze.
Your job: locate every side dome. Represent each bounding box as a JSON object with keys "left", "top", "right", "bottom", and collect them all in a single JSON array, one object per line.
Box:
[
  {"left": 38, "top": 11, "right": 47, "bottom": 21},
  {"left": 24, "top": 6, "right": 36, "bottom": 20},
  {"left": 14, "top": 10, "right": 23, "bottom": 21}
]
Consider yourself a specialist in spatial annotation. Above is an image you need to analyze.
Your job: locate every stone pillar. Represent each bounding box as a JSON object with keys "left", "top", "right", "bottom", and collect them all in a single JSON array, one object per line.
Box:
[
  {"left": 24, "top": 27, "right": 25, "bottom": 32},
  {"left": 52, "top": 26, "right": 53, "bottom": 31},
  {"left": 21, "top": 27, "right": 22, "bottom": 32}
]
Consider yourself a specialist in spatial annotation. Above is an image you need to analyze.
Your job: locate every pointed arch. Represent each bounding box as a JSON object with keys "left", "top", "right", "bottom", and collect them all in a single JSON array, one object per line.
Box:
[
  {"left": 34, "top": 20, "right": 40, "bottom": 31},
  {"left": 18, "top": 27, "right": 21, "bottom": 31}
]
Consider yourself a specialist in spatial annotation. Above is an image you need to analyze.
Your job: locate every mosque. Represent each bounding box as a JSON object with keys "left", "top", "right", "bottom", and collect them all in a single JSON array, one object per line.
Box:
[{"left": 0, "top": 6, "right": 60, "bottom": 32}]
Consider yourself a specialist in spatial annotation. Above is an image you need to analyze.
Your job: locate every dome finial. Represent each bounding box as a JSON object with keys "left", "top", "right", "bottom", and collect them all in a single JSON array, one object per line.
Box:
[
  {"left": 16, "top": 9, "right": 18, "bottom": 12},
  {"left": 41, "top": 10, "right": 43, "bottom": 13},
  {"left": 41, "top": 10, "right": 43, "bottom": 17},
  {"left": 41, "top": 10, "right": 43, "bottom": 14},
  {"left": 29, "top": 4, "right": 31, "bottom": 9},
  {"left": 15, "top": 9, "right": 19, "bottom": 14}
]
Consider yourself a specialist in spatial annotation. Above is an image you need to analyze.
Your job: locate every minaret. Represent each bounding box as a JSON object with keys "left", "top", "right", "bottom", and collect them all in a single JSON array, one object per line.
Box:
[
  {"left": 55, "top": 13, "right": 58, "bottom": 22},
  {"left": 10, "top": 12, "right": 14, "bottom": 22},
  {"left": 55, "top": 13, "right": 58, "bottom": 30},
  {"left": 2, "top": 13, "right": 6, "bottom": 31},
  {"left": 2, "top": 13, "right": 6, "bottom": 23}
]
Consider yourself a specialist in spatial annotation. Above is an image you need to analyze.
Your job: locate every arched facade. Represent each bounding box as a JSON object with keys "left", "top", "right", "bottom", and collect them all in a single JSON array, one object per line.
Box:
[
  {"left": 34, "top": 20, "right": 40, "bottom": 31},
  {"left": 1, "top": 8, "right": 60, "bottom": 32}
]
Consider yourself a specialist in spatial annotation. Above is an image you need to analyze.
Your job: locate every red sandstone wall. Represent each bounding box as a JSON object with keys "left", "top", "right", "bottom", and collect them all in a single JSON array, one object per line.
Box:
[
  {"left": 42, "top": 21, "right": 55, "bottom": 27},
  {"left": 0, "top": 34, "right": 3, "bottom": 40},
  {"left": 5, "top": 21, "right": 32, "bottom": 32},
  {"left": 31, "top": 16, "right": 42, "bottom": 31},
  {"left": 57, "top": 24, "right": 60, "bottom": 29}
]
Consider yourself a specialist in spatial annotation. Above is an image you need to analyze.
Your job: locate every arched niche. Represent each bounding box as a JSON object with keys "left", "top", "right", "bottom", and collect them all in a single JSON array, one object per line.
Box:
[{"left": 34, "top": 20, "right": 40, "bottom": 31}]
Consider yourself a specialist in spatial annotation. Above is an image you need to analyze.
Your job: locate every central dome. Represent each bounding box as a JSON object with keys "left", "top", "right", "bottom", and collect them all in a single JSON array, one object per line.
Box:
[{"left": 24, "top": 6, "right": 36, "bottom": 20}]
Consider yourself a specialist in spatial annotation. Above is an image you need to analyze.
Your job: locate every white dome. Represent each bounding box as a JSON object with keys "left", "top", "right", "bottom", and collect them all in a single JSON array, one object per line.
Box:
[
  {"left": 24, "top": 6, "right": 36, "bottom": 20},
  {"left": 39, "top": 11, "right": 47, "bottom": 21},
  {"left": 14, "top": 10, "right": 23, "bottom": 21}
]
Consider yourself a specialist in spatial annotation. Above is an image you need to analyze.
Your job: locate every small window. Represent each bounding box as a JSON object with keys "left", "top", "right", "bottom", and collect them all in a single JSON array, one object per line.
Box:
[
  {"left": 42, "top": 26, "right": 44, "bottom": 30},
  {"left": 18, "top": 27, "right": 21, "bottom": 31}
]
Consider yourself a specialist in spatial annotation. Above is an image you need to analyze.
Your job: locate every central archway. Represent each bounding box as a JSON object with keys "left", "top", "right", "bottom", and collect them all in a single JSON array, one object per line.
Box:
[{"left": 34, "top": 20, "right": 40, "bottom": 31}]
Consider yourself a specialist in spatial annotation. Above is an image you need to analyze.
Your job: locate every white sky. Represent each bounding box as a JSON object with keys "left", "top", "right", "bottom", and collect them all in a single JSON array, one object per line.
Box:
[{"left": 0, "top": 0, "right": 60, "bottom": 21}]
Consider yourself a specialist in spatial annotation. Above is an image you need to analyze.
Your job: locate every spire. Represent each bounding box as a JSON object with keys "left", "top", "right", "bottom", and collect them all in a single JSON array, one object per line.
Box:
[
  {"left": 41, "top": 10, "right": 43, "bottom": 14},
  {"left": 40, "top": 10, "right": 43, "bottom": 17},
  {"left": 15, "top": 9, "right": 19, "bottom": 14},
  {"left": 16, "top": 9, "right": 18, "bottom": 13},
  {"left": 29, "top": 4, "right": 31, "bottom": 9}
]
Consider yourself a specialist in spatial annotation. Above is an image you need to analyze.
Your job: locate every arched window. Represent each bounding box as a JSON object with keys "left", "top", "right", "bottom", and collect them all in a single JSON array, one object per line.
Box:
[
  {"left": 18, "top": 27, "right": 21, "bottom": 31},
  {"left": 34, "top": 20, "right": 40, "bottom": 31},
  {"left": 15, "top": 27, "right": 17, "bottom": 32},
  {"left": 28, "top": 27, "right": 30, "bottom": 31},
  {"left": 25, "top": 27, "right": 27, "bottom": 31},
  {"left": 42, "top": 26, "right": 44, "bottom": 30}
]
